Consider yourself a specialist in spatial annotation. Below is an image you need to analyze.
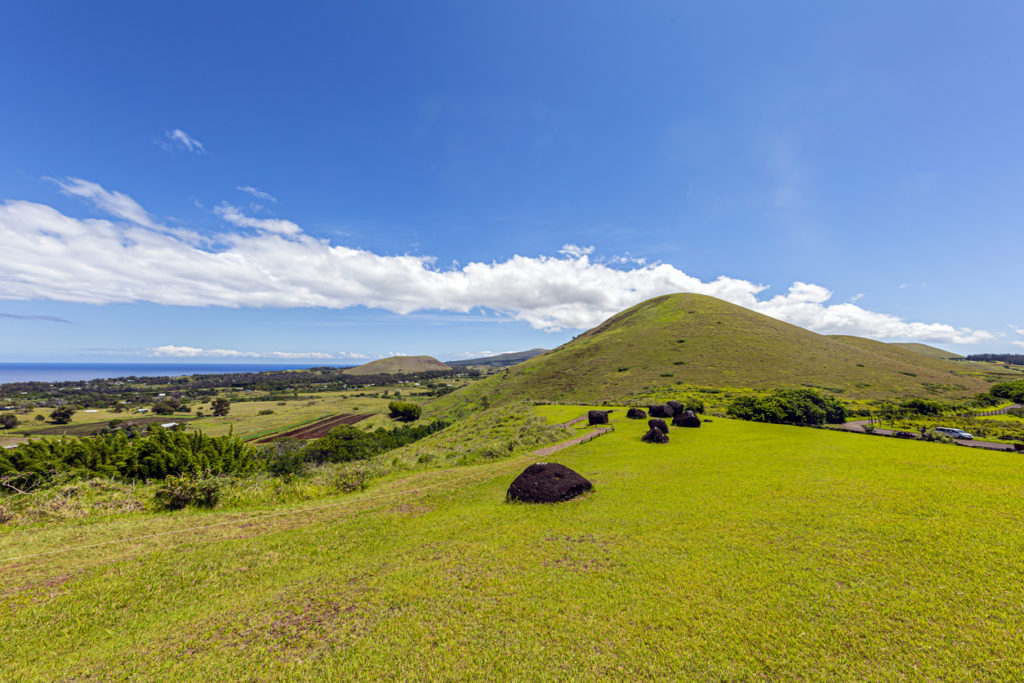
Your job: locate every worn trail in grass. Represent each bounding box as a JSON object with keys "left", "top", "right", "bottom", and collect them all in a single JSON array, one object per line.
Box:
[{"left": 3, "top": 412, "right": 1024, "bottom": 680}]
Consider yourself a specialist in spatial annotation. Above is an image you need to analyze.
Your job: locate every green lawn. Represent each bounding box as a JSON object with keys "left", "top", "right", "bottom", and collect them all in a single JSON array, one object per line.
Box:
[{"left": 3, "top": 411, "right": 1024, "bottom": 679}]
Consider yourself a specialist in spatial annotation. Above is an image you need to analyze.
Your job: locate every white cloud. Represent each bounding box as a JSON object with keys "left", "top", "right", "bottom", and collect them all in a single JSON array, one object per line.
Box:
[
  {"left": 150, "top": 345, "right": 360, "bottom": 360},
  {"left": 849, "top": 293, "right": 864, "bottom": 302},
  {"left": 559, "top": 244, "right": 594, "bottom": 259},
  {"left": 158, "top": 129, "right": 205, "bottom": 154},
  {"left": 1011, "top": 326, "right": 1024, "bottom": 336},
  {"left": 237, "top": 186, "right": 277, "bottom": 202},
  {"left": 214, "top": 203, "right": 301, "bottom": 235},
  {"left": 1013, "top": 341, "right": 1024, "bottom": 348},
  {"left": 53, "top": 177, "right": 157, "bottom": 228},
  {"left": 0, "top": 180, "right": 997, "bottom": 345}
]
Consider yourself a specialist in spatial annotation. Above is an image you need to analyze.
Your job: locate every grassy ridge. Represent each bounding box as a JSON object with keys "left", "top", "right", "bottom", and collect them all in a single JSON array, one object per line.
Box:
[
  {"left": 428, "top": 294, "right": 1019, "bottom": 414},
  {"left": 4, "top": 413, "right": 1024, "bottom": 679},
  {"left": 342, "top": 355, "right": 451, "bottom": 375}
]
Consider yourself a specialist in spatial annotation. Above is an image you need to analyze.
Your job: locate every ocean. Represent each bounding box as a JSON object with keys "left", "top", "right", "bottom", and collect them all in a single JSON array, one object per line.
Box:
[{"left": 0, "top": 362, "right": 341, "bottom": 385}]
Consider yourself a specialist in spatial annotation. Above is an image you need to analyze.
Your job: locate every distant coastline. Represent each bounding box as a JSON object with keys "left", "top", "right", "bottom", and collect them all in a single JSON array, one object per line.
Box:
[{"left": 0, "top": 362, "right": 342, "bottom": 385}]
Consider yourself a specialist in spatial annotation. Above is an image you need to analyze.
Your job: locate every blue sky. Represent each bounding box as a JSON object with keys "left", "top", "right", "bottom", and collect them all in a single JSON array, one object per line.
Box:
[{"left": 1, "top": 1, "right": 1022, "bottom": 363}]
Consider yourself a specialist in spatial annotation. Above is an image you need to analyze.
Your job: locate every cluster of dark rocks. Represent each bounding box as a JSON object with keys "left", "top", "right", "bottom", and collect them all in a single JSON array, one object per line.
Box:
[
  {"left": 626, "top": 402, "right": 701, "bottom": 444},
  {"left": 506, "top": 401, "right": 708, "bottom": 503}
]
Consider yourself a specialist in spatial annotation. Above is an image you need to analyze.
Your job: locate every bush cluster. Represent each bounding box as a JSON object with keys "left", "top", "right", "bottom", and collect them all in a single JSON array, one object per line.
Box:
[
  {"left": 153, "top": 474, "right": 221, "bottom": 510},
  {"left": 0, "top": 427, "right": 256, "bottom": 491},
  {"left": 302, "top": 420, "right": 448, "bottom": 465},
  {"left": 727, "top": 389, "right": 846, "bottom": 425},
  {"left": 990, "top": 381, "right": 1024, "bottom": 404},
  {"left": 387, "top": 400, "right": 422, "bottom": 421}
]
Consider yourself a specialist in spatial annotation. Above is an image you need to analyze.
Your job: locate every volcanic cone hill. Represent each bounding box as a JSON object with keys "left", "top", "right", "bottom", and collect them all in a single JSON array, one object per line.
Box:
[
  {"left": 429, "top": 293, "right": 1014, "bottom": 411},
  {"left": 342, "top": 355, "right": 451, "bottom": 375}
]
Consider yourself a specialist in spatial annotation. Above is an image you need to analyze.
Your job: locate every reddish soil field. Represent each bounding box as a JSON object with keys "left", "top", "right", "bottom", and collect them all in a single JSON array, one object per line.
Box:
[{"left": 254, "top": 413, "right": 373, "bottom": 443}]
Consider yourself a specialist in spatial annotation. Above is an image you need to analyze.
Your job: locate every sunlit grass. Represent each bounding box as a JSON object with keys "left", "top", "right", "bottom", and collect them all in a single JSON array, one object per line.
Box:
[{"left": 3, "top": 411, "right": 1024, "bottom": 679}]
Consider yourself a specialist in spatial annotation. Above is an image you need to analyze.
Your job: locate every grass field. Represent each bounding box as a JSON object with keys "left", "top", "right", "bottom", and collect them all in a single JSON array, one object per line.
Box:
[{"left": 4, "top": 409, "right": 1024, "bottom": 679}]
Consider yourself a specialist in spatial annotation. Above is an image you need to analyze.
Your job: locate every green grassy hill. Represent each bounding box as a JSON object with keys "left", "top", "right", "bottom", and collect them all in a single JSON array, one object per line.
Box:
[
  {"left": 429, "top": 293, "right": 1016, "bottom": 412},
  {"left": 5, "top": 412, "right": 1024, "bottom": 679},
  {"left": 341, "top": 355, "right": 451, "bottom": 375},
  {"left": 887, "top": 342, "right": 964, "bottom": 359}
]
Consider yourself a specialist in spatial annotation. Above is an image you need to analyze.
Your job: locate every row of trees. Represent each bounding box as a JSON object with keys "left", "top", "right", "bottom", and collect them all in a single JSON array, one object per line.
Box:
[{"left": 727, "top": 389, "right": 846, "bottom": 425}]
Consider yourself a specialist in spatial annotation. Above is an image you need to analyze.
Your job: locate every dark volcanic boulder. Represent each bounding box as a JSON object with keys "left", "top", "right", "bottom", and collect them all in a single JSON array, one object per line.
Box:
[
  {"left": 641, "top": 428, "right": 670, "bottom": 444},
  {"left": 626, "top": 407, "right": 647, "bottom": 419},
  {"left": 666, "top": 400, "right": 684, "bottom": 417},
  {"left": 648, "top": 404, "right": 673, "bottom": 418},
  {"left": 672, "top": 409, "right": 701, "bottom": 428},
  {"left": 588, "top": 410, "right": 609, "bottom": 425},
  {"left": 648, "top": 418, "right": 669, "bottom": 434},
  {"left": 506, "top": 463, "right": 593, "bottom": 503}
]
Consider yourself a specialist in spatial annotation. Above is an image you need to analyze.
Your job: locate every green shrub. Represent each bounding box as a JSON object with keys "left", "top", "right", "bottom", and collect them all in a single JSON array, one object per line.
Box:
[
  {"left": 302, "top": 420, "right": 447, "bottom": 465},
  {"left": 257, "top": 409, "right": 275, "bottom": 416},
  {"left": 990, "top": 381, "right": 1024, "bottom": 404},
  {"left": 153, "top": 475, "right": 221, "bottom": 510},
  {"left": 388, "top": 401, "right": 422, "bottom": 421},
  {"left": 727, "top": 389, "right": 846, "bottom": 425},
  {"left": 259, "top": 439, "right": 305, "bottom": 476}
]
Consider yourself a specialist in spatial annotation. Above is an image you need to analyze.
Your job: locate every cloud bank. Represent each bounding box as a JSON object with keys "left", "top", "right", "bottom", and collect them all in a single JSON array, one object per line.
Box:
[
  {"left": 150, "top": 345, "right": 366, "bottom": 360},
  {"left": 0, "top": 179, "right": 995, "bottom": 345}
]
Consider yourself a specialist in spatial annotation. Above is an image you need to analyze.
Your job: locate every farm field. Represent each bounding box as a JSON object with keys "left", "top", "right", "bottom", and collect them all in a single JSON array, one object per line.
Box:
[
  {"left": 0, "top": 390, "right": 412, "bottom": 448},
  {"left": 3, "top": 410, "right": 1024, "bottom": 679},
  {"left": 252, "top": 413, "right": 374, "bottom": 443}
]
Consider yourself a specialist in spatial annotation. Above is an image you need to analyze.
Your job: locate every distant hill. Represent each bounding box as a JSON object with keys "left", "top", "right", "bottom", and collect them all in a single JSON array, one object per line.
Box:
[
  {"left": 447, "top": 348, "right": 548, "bottom": 368},
  {"left": 429, "top": 293, "right": 1016, "bottom": 411},
  {"left": 342, "top": 355, "right": 451, "bottom": 376},
  {"left": 887, "top": 342, "right": 964, "bottom": 360}
]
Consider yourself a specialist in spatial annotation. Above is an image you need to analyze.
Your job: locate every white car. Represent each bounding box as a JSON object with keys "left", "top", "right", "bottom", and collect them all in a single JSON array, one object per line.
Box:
[{"left": 935, "top": 427, "right": 974, "bottom": 440}]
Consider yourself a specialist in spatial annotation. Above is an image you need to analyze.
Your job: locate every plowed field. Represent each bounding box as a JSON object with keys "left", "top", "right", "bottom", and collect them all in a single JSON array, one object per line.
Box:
[{"left": 254, "top": 413, "right": 373, "bottom": 442}]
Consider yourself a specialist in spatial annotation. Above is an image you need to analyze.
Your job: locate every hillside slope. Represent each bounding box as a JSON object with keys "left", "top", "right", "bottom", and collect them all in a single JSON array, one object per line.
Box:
[
  {"left": 430, "top": 293, "right": 1013, "bottom": 411},
  {"left": 887, "top": 342, "right": 964, "bottom": 359},
  {"left": 447, "top": 348, "right": 548, "bottom": 368},
  {"left": 342, "top": 355, "right": 450, "bottom": 375}
]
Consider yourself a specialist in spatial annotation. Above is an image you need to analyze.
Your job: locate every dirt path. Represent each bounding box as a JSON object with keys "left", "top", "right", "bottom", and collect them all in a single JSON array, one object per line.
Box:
[
  {"left": 970, "top": 403, "right": 1023, "bottom": 417},
  {"left": 530, "top": 418, "right": 611, "bottom": 458}
]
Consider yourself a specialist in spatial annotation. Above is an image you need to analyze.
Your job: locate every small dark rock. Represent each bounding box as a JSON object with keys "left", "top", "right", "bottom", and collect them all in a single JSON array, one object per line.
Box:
[
  {"left": 641, "top": 428, "right": 670, "bottom": 444},
  {"left": 666, "top": 400, "right": 684, "bottom": 417},
  {"left": 626, "top": 407, "right": 647, "bottom": 419},
  {"left": 506, "top": 463, "right": 593, "bottom": 503},
  {"left": 672, "top": 409, "right": 701, "bottom": 428},
  {"left": 648, "top": 404, "right": 673, "bottom": 418},
  {"left": 648, "top": 418, "right": 669, "bottom": 434},
  {"left": 587, "top": 410, "right": 609, "bottom": 425}
]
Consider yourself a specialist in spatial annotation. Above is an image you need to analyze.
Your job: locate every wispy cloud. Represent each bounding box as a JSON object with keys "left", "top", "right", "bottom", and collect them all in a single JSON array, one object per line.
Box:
[
  {"left": 849, "top": 293, "right": 864, "bottom": 302},
  {"left": 214, "top": 203, "right": 301, "bottom": 235},
  {"left": 237, "top": 186, "right": 276, "bottom": 202},
  {"left": 0, "top": 312, "right": 71, "bottom": 323},
  {"left": 150, "top": 345, "right": 367, "bottom": 360},
  {"left": 52, "top": 177, "right": 157, "bottom": 228},
  {"left": 156, "top": 129, "right": 205, "bottom": 154},
  {"left": 1012, "top": 340, "right": 1024, "bottom": 348},
  {"left": 0, "top": 179, "right": 997, "bottom": 345}
]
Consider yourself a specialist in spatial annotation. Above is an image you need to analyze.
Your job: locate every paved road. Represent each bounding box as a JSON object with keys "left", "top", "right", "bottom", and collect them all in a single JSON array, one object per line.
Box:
[{"left": 836, "top": 420, "right": 1021, "bottom": 452}]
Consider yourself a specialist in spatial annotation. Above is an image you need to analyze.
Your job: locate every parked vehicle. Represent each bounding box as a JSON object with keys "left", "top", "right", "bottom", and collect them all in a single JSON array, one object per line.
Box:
[
  {"left": 934, "top": 427, "right": 974, "bottom": 440},
  {"left": 893, "top": 431, "right": 917, "bottom": 439}
]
